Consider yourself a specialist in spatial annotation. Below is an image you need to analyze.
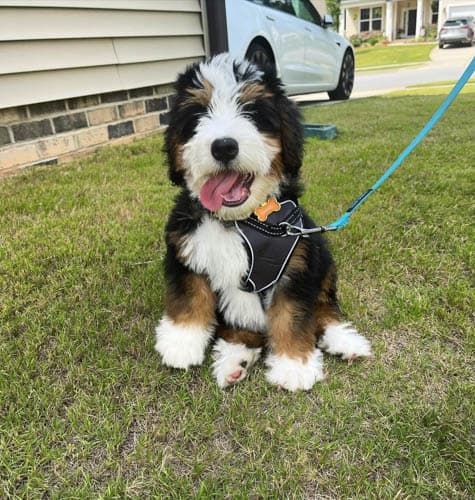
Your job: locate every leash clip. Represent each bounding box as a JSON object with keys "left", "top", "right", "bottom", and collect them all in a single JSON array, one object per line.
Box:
[{"left": 280, "top": 222, "right": 338, "bottom": 237}]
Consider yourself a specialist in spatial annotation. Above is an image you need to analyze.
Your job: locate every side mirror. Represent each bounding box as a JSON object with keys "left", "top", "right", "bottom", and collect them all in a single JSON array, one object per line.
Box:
[{"left": 323, "top": 14, "right": 334, "bottom": 28}]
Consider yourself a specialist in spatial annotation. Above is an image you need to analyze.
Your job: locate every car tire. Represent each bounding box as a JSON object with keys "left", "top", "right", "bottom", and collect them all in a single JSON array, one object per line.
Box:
[
  {"left": 245, "top": 41, "right": 275, "bottom": 72},
  {"left": 439, "top": 42, "right": 444, "bottom": 48},
  {"left": 328, "top": 51, "right": 354, "bottom": 101}
]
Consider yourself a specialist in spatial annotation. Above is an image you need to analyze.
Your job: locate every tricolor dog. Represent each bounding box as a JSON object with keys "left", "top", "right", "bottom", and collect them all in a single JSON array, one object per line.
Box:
[{"left": 155, "top": 54, "right": 371, "bottom": 391}]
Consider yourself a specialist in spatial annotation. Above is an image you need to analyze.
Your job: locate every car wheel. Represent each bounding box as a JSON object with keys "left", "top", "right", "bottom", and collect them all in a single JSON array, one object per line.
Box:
[
  {"left": 246, "top": 42, "right": 275, "bottom": 72},
  {"left": 328, "top": 51, "right": 354, "bottom": 101},
  {"left": 439, "top": 42, "right": 444, "bottom": 48}
]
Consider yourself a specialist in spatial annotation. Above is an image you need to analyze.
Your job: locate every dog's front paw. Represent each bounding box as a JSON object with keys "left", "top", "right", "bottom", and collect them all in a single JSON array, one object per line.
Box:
[
  {"left": 265, "top": 349, "right": 324, "bottom": 392},
  {"left": 318, "top": 322, "right": 372, "bottom": 361},
  {"left": 212, "top": 339, "right": 261, "bottom": 388},
  {"left": 154, "top": 316, "right": 213, "bottom": 369}
]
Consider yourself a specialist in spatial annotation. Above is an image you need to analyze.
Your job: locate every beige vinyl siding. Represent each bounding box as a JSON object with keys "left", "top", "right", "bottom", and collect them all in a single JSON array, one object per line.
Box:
[
  {"left": 0, "top": 0, "right": 206, "bottom": 109},
  {"left": 0, "top": 0, "right": 201, "bottom": 10}
]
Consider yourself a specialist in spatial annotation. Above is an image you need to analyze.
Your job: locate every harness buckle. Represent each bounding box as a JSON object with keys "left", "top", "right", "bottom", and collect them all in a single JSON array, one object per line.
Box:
[{"left": 279, "top": 222, "right": 338, "bottom": 237}]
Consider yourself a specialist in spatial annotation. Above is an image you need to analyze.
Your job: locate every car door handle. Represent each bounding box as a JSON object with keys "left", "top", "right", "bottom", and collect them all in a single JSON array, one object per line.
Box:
[{"left": 266, "top": 15, "right": 275, "bottom": 21}]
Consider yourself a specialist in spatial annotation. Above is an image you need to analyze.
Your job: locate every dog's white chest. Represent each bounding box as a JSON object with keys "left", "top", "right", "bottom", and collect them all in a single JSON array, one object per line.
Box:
[{"left": 181, "top": 216, "right": 267, "bottom": 331}]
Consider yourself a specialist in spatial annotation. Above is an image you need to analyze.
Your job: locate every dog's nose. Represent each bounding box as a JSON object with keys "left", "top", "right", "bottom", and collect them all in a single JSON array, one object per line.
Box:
[{"left": 211, "top": 137, "right": 239, "bottom": 163}]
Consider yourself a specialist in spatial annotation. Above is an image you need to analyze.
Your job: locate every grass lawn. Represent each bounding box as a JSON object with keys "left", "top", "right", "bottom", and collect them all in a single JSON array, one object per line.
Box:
[
  {"left": 387, "top": 80, "right": 475, "bottom": 96},
  {"left": 1, "top": 93, "right": 474, "bottom": 497},
  {"left": 356, "top": 44, "right": 436, "bottom": 69}
]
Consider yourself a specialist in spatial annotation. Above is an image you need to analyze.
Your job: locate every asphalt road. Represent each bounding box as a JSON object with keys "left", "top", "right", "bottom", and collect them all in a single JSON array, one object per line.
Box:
[
  {"left": 294, "top": 44, "right": 475, "bottom": 104},
  {"left": 352, "top": 44, "right": 475, "bottom": 98}
]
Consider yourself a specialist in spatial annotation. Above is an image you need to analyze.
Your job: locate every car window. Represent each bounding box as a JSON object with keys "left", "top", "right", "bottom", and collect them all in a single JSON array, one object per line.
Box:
[
  {"left": 290, "top": 0, "right": 322, "bottom": 25},
  {"left": 248, "top": 0, "right": 295, "bottom": 15},
  {"left": 444, "top": 19, "right": 466, "bottom": 26}
]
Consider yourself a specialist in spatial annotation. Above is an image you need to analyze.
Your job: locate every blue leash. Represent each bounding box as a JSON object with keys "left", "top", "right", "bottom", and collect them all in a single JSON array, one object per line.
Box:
[{"left": 283, "top": 57, "right": 475, "bottom": 236}]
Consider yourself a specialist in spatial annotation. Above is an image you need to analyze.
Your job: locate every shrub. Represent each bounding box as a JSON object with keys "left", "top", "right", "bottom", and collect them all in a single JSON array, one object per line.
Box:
[
  {"left": 424, "top": 24, "right": 438, "bottom": 40},
  {"left": 350, "top": 34, "right": 363, "bottom": 47}
]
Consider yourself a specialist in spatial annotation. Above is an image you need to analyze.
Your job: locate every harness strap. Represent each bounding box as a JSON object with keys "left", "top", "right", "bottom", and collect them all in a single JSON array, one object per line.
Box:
[{"left": 284, "top": 57, "right": 475, "bottom": 237}]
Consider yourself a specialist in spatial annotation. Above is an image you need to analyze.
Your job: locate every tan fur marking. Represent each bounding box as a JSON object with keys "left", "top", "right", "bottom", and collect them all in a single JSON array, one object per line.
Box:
[
  {"left": 239, "top": 83, "right": 272, "bottom": 103},
  {"left": 166, "top": 274, "right": 216, "bottom": 327},
  {"left": 267, "top": 294, "right": 316, "bottom": 361},
  {"left": 184, "top": 79, "right": 213, "bottom": 107},
  {"left": 268, "top": 148, "right": 284, "bottom": 177},
  {"left": 173, "top": 143, "right": 184, "bottom": 170},
  {"left": 317, "top": 264, "right": 337, "bottom": 303},
  {"left": 314, "top": 303, "right": 340, "bottom": 338},
  {"left": 315, "top": 265, "right": 340, "bottom": 337},
  {"left": 285, "top": 241, "right": 308, "bottom": 275},
  {"left": 216, "top": 326, "right": 265, "bottom": 349},
  {"left": 264, "top": 135, "right": 281, "bottom": 153}
]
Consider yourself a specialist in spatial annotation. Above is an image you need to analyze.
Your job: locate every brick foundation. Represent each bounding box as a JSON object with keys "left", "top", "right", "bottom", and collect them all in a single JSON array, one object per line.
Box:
[{"left": 0, "top": 84, "right": 173, "bottom": 175}]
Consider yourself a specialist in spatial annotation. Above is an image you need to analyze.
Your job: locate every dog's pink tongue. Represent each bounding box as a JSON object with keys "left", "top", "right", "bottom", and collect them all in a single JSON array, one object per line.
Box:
[{"left": 200, "top": 171, "right": 241, "bottom": 211}]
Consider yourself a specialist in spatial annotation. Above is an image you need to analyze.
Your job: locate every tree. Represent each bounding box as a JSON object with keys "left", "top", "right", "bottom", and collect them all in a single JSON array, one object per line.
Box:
[{"left": 326, "top": 0, "right": 341, "bottom": 32}]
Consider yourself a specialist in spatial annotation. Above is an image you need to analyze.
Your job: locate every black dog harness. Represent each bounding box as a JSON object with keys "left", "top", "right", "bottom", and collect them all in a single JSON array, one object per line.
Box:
[{"left": 235, "top": 200, "right": 308, "bottom": 294}]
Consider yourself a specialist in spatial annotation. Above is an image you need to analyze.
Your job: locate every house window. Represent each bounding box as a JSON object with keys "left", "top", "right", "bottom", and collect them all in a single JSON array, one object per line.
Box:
[
  {"left": 431, "top": 0, "right": 439, "bottom": 24},
  {"left": 360, "top": 6, "right": 382, "bottom": 32}
]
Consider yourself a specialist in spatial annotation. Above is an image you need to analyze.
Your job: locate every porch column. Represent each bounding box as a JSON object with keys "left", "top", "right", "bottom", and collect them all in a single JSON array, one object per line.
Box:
[
  {"left": 415, "top": 0, "right": 424, "bottom": 39},
  {"left": 385, "top": 0, "right": 393, "bottom": 41},
  {"left": 339, "top": 9, "right": 345, "bottom": 36}
]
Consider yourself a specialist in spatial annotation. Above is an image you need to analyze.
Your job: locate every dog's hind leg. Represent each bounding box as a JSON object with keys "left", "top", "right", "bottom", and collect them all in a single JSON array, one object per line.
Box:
[
  {"left": 155, "top": 271, "right": 217, "bottom": 369},
  {"left": 314, "top": 293, "right": 372, "bottom": 361},
  {"left": 317, "top": 322, "right": 372, "bottom": 361},
  {"left": 212, "top": 327, "right": 264, "bottom": 388}
]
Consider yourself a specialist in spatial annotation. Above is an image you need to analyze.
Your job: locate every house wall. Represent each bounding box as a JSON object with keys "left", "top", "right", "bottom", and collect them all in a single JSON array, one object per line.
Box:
[
  {"left": 310, "top": 0, "right": 328, "bottom": 16},
  {"left": 438, "top": 0, "right": 475, "bottom": 31},
  {"left": 0, "top": 0, "right": 206, "bottom": 174},
  {"left": 341, "top": 2, "right": 386, "bottom": 38},
  {"left": 341, "top": 0, "right": 437, "bottom": 39}
]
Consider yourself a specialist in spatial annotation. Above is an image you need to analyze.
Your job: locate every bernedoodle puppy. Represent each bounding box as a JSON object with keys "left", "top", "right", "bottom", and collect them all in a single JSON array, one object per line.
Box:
[{"left": 154, "top": 54, "right": 371, "bottom": 391}]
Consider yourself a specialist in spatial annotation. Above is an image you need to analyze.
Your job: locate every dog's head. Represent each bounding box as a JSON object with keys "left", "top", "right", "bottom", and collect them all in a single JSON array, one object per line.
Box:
[{"left": 165, "top": 54, "right": 303, "bottom": 221}]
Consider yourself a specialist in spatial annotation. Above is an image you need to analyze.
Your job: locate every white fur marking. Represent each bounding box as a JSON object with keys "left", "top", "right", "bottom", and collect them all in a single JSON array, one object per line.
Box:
[
  {"left": 154, "top": 315, "right": 213, "bottom": 369},
  {"left": 181, "top": 217, "right": 267, "bottom": 332},
  {"left": 212, "top": 338, "right": 262, "bottom": 388},
  {"left": 265, "top": 349, "right": 324, "bottom": 392},
  {"left": 181, "top": 54, "right": 279, "bottom": 217},
  {"left": 318, "top": 322, "right": 372, "bottom": 360}
]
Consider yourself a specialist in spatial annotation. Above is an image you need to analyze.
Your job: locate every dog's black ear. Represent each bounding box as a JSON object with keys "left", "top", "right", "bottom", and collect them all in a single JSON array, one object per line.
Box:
[
  {"left": 164, "top": 118, "right": 185, "bottom": 187},
  {"left": 261, "top": 70, "right": 303, "bottom": 177},
  {"left": 164, "top": 62, "right": 203, "bottom": 186},
  {"left": 277, "top": 91, "right": 303, "bottom": 177}
]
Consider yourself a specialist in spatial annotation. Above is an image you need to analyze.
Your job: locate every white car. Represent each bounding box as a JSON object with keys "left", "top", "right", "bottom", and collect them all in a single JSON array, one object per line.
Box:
[{"left": 225, "top": 0, "right": 355, "bottom": 99}]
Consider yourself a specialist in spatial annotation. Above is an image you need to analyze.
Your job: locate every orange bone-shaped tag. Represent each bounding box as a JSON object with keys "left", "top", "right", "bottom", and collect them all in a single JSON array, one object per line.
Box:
[{"left": 254, "top": 197, "right": 281, "bottom": 222}]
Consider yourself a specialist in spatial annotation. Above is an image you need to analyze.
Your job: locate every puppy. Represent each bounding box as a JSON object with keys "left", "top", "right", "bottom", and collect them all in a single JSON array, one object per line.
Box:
[{"left": 155, "top": 54, "right": 371, "bottom": 391}]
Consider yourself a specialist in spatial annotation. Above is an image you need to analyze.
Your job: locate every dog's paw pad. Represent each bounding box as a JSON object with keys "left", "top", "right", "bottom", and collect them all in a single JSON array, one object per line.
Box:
[
  {"left": 212, "top": 339, "right": 261, "bottom": 389},
  {"left": 223, "top": 367, "right": 246, "bottom": 387}
]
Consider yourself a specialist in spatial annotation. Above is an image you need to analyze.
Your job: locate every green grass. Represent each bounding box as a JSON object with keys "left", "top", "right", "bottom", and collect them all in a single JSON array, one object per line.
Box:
[
  {"left": 1, "top": 93, "right": 474, "bottom": 498},
  {"left": 386, "top": 83, "right": 475, "bottom": 97},
  {"left": 388, "top": 80, "right": 475, "bottom": 96},
  {"left": 356, "top": 44, "right": 436, "bottom": 69}
]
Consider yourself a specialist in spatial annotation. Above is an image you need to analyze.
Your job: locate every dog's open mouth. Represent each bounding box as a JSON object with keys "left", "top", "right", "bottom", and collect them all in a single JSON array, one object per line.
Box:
[{"left": 200, "top": 172, "right": 254, "bottom": 211}]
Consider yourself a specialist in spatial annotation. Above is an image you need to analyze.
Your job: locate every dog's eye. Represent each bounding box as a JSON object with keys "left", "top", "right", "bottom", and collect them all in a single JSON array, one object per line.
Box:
[{"left": 242, "top": 100, "right": 280, "bottom": 133}]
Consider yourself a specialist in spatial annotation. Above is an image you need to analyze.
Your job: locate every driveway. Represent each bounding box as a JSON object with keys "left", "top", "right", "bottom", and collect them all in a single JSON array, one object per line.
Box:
[
  {"left": 352, "top": 44, "right": 475, "bottom": 98},
  {"left": 294, "top": 44, "right": 475, "bottom": 104}
]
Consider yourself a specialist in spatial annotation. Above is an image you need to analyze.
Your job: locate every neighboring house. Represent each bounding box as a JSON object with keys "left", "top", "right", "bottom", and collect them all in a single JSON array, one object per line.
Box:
[
  {"left": 0, "top": 0, "right": 211, "bottom": 174},
  {"left": 339, "top": 0, "right": 475, "bottom": 41},
  {"left": 310, "top": 0, "right": 328, "bottom": 16}
]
